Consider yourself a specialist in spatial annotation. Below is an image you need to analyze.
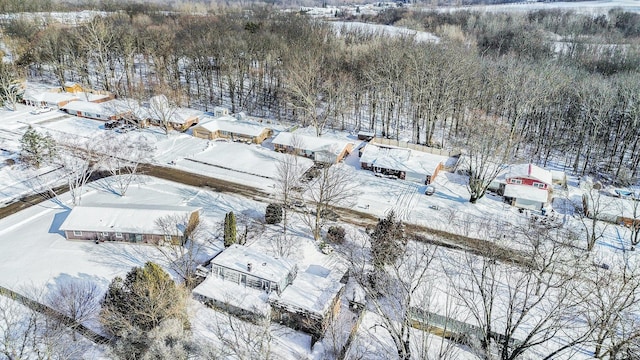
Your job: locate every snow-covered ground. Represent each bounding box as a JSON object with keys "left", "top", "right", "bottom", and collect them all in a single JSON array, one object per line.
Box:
[
  {"left": 442, "top": 0, "right": 640, "bottom": 14},
  {"left": 0, "top": 87, "right": 637, "bottom": 359},
  {"left": 330, "top": 21, "right": 440, "bottom": 43}
]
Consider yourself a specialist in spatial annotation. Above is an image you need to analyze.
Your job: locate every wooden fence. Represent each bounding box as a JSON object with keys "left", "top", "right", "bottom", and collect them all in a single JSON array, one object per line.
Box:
[
  {"left": 371, "top": 138, "right": 461, "bottom": 157},
  {"left": 409, "top": 307, "right": 522, "bottom": 349},
  {"left": 0, "top": 285, "right": 111, "bottom": 345}
]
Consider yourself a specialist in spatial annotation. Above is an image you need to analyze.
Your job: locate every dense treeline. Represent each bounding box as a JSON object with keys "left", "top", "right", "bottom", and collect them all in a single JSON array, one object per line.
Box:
[{"left": 2, "top": 7, "right": 640, "bottom": 183}]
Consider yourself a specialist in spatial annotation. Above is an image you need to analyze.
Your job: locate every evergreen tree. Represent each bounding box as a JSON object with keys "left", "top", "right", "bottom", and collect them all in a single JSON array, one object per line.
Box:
[
  {"left": 101, "top": 262, "right": 189, "bottom": 359},
  {"left": 370, "top": 211, "right": 406, "bottom": 268},
  {"left": 265, "top": 203, "right": 283, "bottom": 224},
  {"left": 19, "top": 125, "right": 56, "bottom": 169},
  {"left": 224, "top": 211, "right": 237, "bottom": 247},
  {"left": 326, "top": 225, "right": 346, "bottom": 244}
]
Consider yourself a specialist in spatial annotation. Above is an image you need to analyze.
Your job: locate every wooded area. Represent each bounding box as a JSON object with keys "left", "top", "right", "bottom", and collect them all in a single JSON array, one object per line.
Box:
[{"left": 2, "top": 5, "right": 640, "bottom": 185}]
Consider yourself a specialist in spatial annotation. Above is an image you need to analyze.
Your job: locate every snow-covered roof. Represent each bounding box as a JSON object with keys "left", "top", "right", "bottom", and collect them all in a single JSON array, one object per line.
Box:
[
  {"left": 192, "top": 274, "right": 270, "bottom": 316},
  {"left": 504, "top": 163, "right": 552, "bottom": 185},
  {"left": 60, "top": 99, "right": 129, "bottom": 117},
  {"left": 146, "top": 95, "right": 201, "bottom": 124},
  {"left": 272, "top": 132, "right": 352, "bottom": 155},
  {"left": 212, "top": 244, "right": 295, "bottom": 284},
  {"left": 169, "top": 108, "right": 201, "bottom": 124},
  {"left": 59, "top": 204, "right": 200, "bottom": 235},
  {"left": 503, "top": 184, "right": 549, "bottom": 203},
  {"left": 186, "top": 142, "right": 314, "bottom": 180},
  {"left": 585, "top": 191, "right": 640, "bottom": 221},
  {"left": 550, "top": 170, "right": 566, "bottom": 181},
  {"left": 73, "top": 92, "right": 111, "bottom": 102},
  {"left": 360, "top": 143, "right": 452, "bottom": 176},
  {"left": 23, "top": 91, "right": 79, "bottom": 104},
  {"left": 195, "top": 118, "right": 269, "bottom": 137},
  {"left": 272, "top": 267, "right": 344, "bottom": 315}
]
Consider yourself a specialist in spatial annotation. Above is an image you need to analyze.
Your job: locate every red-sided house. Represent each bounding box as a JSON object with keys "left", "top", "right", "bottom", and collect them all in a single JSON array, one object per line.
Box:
[
  {"left": 497, "top": 164, "right": 553, "bottom": 210},
  {"left": 59, "top": 204, "right": 200, "bottom": 244}
]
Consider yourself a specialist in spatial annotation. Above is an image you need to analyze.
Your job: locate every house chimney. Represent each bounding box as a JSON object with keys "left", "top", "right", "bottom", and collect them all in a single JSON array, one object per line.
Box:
[{"left": 247, "top": 263, "right": 252, "bottom": 272}]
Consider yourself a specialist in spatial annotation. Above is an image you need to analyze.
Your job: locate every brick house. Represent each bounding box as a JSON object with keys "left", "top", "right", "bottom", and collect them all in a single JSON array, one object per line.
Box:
[
  {"left": 59, "top": 204, "right": 200, "bottom": 244},
  {"left": 192, "top": 118, "right": 272, "bottom": 144}
]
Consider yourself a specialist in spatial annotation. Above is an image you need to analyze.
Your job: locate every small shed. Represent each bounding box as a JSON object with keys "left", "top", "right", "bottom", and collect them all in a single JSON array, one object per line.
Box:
[
  {"left": 357, "top": 131, "right": 375, "bottom": 141},
  {"left": 63, "top": 81, "right": 83, "bottom": 93}
]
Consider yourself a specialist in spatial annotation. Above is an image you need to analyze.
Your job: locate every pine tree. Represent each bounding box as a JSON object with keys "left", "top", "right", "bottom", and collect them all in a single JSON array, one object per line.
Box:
[
  {"left": 101, "top": 262, "right": 189, "bottom": 359},
  {"left": 370, "top": 211, "right": 406, "bottom": 268},
  {"left": 19, "top": 126, "right": 56, "bottom": 169},
  {"left": 224, "top": 211, "right": 237, "bottom": 247},
  {"left": 223, "top": 212, "right": 229, "bottom": 246},
  {"left": 265, "top": 203, "right": 283, "bottom": 224}
]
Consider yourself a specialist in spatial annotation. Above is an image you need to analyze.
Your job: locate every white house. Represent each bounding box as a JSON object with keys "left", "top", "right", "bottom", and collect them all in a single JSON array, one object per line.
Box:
[{"left": 272, "top": 132, "right": 354, "bottom": 164}]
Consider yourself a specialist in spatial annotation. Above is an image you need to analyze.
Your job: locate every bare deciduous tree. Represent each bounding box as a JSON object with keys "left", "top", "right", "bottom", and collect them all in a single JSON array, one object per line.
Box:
[
  {"left": 46, "top": 280, "right": 102, "bottom": 341},
  {"left": 97, "top": 132, "right": 154, "bottom": 197},
  {"left": 200, "top": 307, "right": 277, "bottom": 360},
  {"left": 577, "top": 181, "right": 614, "bottom": 252},
  {"left": 347, "top": 231, "right": 451, "bottom": 360},
  {"left": 148, "top": 94, "right": 178, "bottom": 135},
  {"left": 581, "top": 256, "right": 640, "bottom": 359},
  {"left": 444, "top": 219, "right": 587, "bottom": 360},
  {"left": 458, "top": 112, "right": 515, "bottom": 204},
  {"left": 0, "top": 61, "right": 23, "bottom": 111},
  {"left": 54, "top": 135, "right": 106, "bottom": 206},
  {"left": 303, "top": 164, "right": 356, "bottom": 241},
  {"left": 155, "top": 214, "right": 212, "bottom": 288}
]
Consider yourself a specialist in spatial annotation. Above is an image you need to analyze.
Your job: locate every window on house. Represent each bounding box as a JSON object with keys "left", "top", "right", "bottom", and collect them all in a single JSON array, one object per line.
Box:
[
  {"left": 73, "top": 231, "right": 82, "bottom": 236},
  {"left": 101, "top": 232, "right": 109, "bottom": 237},
  {"left": 115, "top": 232, "right": 123, "bottom": 238},
  {"left": 533, "top": 182, "right": 545, "bottom": 189},
  {"left": 510, "top": 179, "right": 523, "bottom": 185},
  {"left": 164, "top": 235, "right": 172, "bottom": 241}
]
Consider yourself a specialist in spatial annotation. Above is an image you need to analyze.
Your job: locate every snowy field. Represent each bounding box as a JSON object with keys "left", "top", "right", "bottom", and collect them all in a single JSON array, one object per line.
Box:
[
  {"left": 445, "top": 0, "right": 640, "bottom": 14},
  {"left": 329, "top": 21, "right": 440, "bottom": 43}
]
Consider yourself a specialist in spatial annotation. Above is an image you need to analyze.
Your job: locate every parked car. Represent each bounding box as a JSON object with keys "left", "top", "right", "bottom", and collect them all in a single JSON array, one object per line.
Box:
[
  {"left": 30, "top": 106, "right": 53, "bottom": 115},
  {"left": 116, "top": 124, "right": 137, "bottom": 133},
  {"left": 425, "top": 185, "right": 436, "bottom": 196},
  {"left": 104, "top": 120, "right": 121, "bottom": 129}
]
